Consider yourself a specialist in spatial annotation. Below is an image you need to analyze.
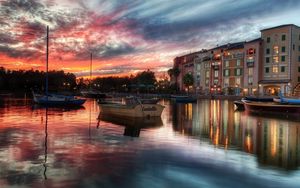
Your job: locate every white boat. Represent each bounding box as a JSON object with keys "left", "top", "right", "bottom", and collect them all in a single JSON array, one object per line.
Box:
[{"left": 99, "top": 97, "right": 164, "bottom": 118}]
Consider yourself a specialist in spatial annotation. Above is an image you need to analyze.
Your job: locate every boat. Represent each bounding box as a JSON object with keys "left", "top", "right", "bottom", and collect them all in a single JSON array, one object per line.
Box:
[
  {"left": 233, "top": 100, "right": 245, "bottom": 110},
  {"left": 243, "top": 96, "right": 274, "bottom": 102},
  {"left": 277, "top": 92, "right": 300, "bottom": 105},
  {"left": 171, "top": 95, "right": 197, "bottom": 103},
  {"left": 242, "top": 99, "right": 300, "bottom": 114},
  {"left": 139, "top": 98, "right": 160, "bottom": 104},
  {"left": 98, "top": 113, "right": 163, "bottom": 137},
  {"left": 32, "top": 26, "right": 86, "bottom": 107},
  {"left": 99, "top": 97, "right": 164, "bottom": 118}
]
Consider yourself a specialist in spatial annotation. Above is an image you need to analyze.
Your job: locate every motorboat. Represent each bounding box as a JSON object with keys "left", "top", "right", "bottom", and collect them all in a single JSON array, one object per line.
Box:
[
  {"left": 233, "top": 100, "right": 245, "bottom": 110},
  {"left": 98, "top": 97, "right": 164, "bottom": 118}
]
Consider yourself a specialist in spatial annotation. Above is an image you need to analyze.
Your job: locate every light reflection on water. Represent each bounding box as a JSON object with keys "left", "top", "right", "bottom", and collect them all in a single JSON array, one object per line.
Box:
[{"left": 0, "top": 98, "right": 300, "bottom": 188}]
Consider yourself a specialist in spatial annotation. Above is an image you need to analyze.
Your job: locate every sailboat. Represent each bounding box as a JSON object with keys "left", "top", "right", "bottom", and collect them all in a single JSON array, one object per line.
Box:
[
  {"left": 80, "top": 53, "right": 110, "bottom": 100},
  {"left": 32, "top": 26, "right": 86, "bottom": 107}
]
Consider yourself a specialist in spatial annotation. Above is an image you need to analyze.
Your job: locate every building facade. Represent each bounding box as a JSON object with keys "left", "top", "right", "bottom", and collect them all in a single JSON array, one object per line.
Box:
[
  {"left": 260, "top": 24, "right": 300, "bottom": 95},
  {"left": 172, "top": 24, "right": 300, "bottom": 96}
]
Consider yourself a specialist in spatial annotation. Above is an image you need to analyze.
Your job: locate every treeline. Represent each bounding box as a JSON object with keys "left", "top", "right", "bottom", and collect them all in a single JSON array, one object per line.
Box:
[
  {"left": 0, "top": 67, "right": 76, "bottom": 92},
  {"left": 0, "top": 67, "right": 172, "bottom": 93}
]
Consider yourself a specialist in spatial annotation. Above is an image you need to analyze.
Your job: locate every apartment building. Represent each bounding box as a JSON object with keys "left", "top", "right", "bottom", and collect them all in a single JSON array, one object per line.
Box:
[
  {"left": 243, "top": 38, "right": 262, "bottom": 95},
  {"left": 172, "top": 24, "right": 300, "bottom": 96},
  {"left": 222, "top": 42, "right": 244, "bottom": 95},
  {"left": 260, "top": 24, "right": 300, "bottom": 95}
]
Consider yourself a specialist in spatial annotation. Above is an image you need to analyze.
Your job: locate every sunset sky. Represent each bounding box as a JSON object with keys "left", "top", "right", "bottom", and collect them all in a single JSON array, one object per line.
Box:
[{"left": 0, "top": 0, "right": 300, "bottom": 78}]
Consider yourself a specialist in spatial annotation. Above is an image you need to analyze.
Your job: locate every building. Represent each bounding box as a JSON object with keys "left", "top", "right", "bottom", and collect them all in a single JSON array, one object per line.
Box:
[
  {"left": 222, "top": 42, "right": 245, "bottom": 95},
  {"left": 243, "top": 38, "right": 263, "bottom": 95},
  {"left": 259, "top": 24, "right": 300, "bottom": 95},
  {"left": 172, "top": 24, "right": 300, "bottom": 96}
]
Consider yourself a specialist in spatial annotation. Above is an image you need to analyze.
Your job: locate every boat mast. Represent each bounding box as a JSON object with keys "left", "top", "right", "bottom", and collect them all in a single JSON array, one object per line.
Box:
[
  {"left": 90, "top": 53, "right": 92, "bottom": 90},
  {"left": 46, "top": 25, "right": 49, "bottom": 96}
]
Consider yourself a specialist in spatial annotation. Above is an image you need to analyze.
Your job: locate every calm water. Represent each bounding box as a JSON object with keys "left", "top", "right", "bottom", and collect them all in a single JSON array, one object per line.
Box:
[{"left": 0, "top": 98, "right": 300, "bottom": 188}]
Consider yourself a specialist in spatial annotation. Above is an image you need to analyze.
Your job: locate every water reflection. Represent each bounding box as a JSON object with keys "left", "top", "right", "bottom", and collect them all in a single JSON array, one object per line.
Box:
[
  {"left": 172, "top": 99, "right": 300, "bottom": 170},
  {"left": 98, "top": 114, "right": 163, "bottom": 137}
]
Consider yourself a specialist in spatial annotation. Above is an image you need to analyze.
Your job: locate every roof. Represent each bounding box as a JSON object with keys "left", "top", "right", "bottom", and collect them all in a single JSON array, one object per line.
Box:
[
  {"left": 246, "top": 38, "right": 262, "bottom": 44},
  {"left": 210, "top": 41, "right": 245, "bottom": 51},
  {"left": 260, "top": 24, "right": 300, "bottom": 32}
]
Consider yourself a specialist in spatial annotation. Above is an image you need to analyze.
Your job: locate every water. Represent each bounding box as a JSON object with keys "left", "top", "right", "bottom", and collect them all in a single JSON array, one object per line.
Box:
[{"left": 0, "top": 98, "right": 300, "bottom": 188}]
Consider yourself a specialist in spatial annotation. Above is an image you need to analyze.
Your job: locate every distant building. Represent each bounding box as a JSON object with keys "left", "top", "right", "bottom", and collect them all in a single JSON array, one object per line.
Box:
[{"left": 259, "top": 24, "right": 300, "bottom": 95}]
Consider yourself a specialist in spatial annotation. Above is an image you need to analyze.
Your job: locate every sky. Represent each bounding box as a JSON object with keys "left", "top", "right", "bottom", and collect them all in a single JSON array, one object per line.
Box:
[{"left": 0, "top": 0, "right": 300, "bottom": 78}]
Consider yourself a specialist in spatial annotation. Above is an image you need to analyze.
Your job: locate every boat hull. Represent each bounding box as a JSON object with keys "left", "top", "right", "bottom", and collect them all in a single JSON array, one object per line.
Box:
[
  {"left": 243, "top": 100, "right": 300, "bottom": 114},
  {"left": 234, "top": 100, "right": 245, "bottom": 110},
  {"left": 99, "top": 103, "right": 164, "bottom": 118}
]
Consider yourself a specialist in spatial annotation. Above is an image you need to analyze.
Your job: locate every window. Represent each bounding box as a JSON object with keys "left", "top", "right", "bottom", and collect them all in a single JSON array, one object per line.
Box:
[
  {"left": 281, "top": 46, "right": 286, "bottom": 53},
  {"left": 273, "top": 66, "right": 278, "bottom": 73},
  {"left": 236, "top": 77, "right": 241, "bottom": 85},
  {"left": 248, "top": 77, "right": 253, "bottom": 85},
  {"left": 196, "top": 64, "right": 201, "bottom": 71},
  {"left": 273, "top": 56, "right": 279, "bottom": 63},
  {"left": 298, "top": 56, "right": 300, "bottom": 62},
  {"left": 293, "top": 44, "right": 295, "bottom": 50},
  {"left": 298, "top": 77, "right": 300, "bottom": 82},
  {"left": 224, "top": 69, "right": 230, "bottom": 76},
  {"left": 205, "top": 79, "right": 209, "bottom": 86},
  {"left": 214, "top": 70, "right": 219, "bottom": 77},
  {"left": 248, "top": 67, "right": 253, "bottom": 76},
  {"left": 266, "top": 48, "right": 270, "bottom": 54},
  {"left": 214, "top": 79, "right": 218, "bottom": 84},
  {"left": 205, "top": 71, "right": 210, "bottom": 78},
  {"left": 281, "top": 66, "right": 285, "bottom": 72},
  {"left": 267, "top": 37, "right": 270, "bottom": 43},
  {"left": 282, "top": 34, "right": 286, "bottom": 41},
  {"left": 224, "top": 78, "right": 229, "bottom": 86},
  {"left": 237, "top": 59, "right": 241, "bottom": 66},
  {"left": 281, "top": 56, "right": 285, "bottom": 62},
  {"left": 235, "top": 69, "right": 242, "bottom": 76},
  {"left": 273, "top": 46, "right": 279, "bottom": 54},
  {"left": 298, "top": 67, "right": 300, "bottom": 72},
  {"left": 265, "top": 67, "right": 269, "bottom": 73},
  {"left": 266, "top": 57, "right": 270, "bottom": 63},
  {"left": 299, "top": 45, "right": 300, "bottom": 51},
  {"left": 225, "top": 60, "right": 229, "bottom": 67}
]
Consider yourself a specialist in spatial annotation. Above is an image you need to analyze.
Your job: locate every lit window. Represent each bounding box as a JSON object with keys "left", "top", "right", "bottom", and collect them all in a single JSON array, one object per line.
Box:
[
  {"left": 236, "top": 77, "right": 241, "bottom": 85},
  {"left": 273, "top": 56, "right": 279, "bottom": 63},
  {"left": 214, "top": 70, "right": 218, "bottom": 77},
  {"left": 273, "top": 46, "right": 279, "bottom": 54},
  {"left": 273, "top": 66, "right": 278, "bottom": 73},
  {"left": 248, "top": 68, "right": 253, "bottom": 76}
]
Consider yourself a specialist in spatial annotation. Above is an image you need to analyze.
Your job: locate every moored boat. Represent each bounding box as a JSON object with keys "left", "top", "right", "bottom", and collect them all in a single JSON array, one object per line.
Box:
[
  {"left": 32, "top": 26, "right": 86, "bottom": 107},
  {"left": 243, "top": 96, "right": 274, "bottom": 102},
  {"left": 99, "top": 97, "right": 164, "bottom": 118},
  {"left": 32, "top": 91, "right": 86, "bottom": 107},
  {"left": 242, "top": 99, "right": 300, "bottom": 114},
  {"left": 171, "top": 95, "right": 197, "bottom": 103}
]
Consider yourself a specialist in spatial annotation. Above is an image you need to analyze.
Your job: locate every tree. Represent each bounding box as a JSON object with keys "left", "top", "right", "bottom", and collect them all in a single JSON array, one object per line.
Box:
[{"left": 183, "top": 73, "right": 194, "bottom": 94}]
